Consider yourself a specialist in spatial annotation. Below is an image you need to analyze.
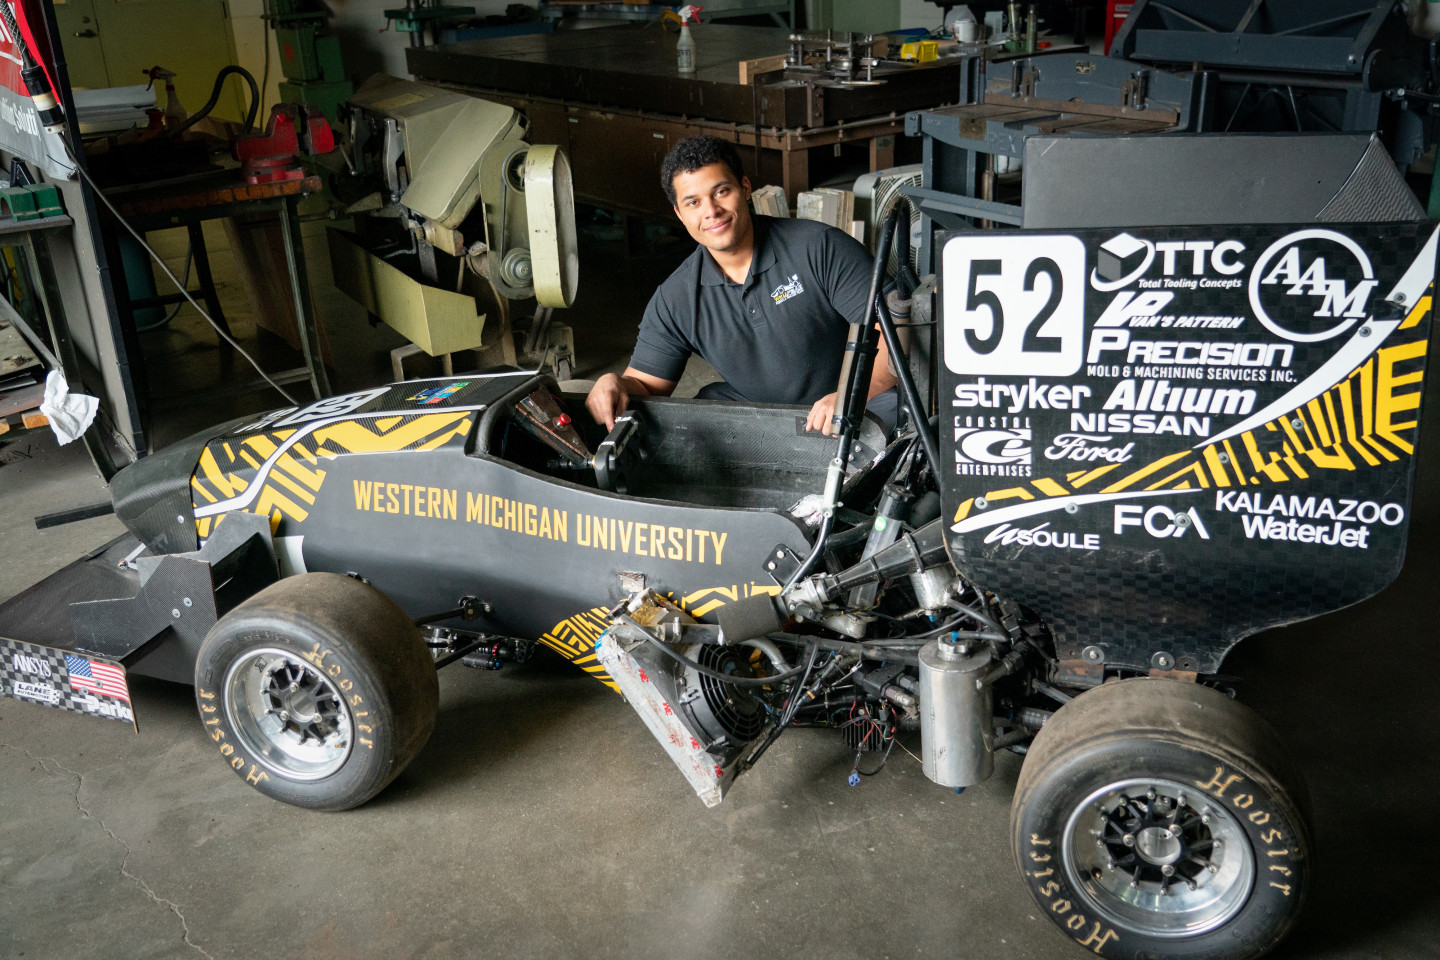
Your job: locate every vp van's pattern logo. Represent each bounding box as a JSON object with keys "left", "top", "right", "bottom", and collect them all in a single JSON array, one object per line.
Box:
[
  {"left": 770, "top": 274, "right": 805, "bottom": 305},
  {"left": 1249, "top": 229, "right": 1378, "bottom": 342}
]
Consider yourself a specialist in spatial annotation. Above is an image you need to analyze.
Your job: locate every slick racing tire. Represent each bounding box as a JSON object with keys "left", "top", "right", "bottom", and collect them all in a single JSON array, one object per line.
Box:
[
  {"left": 193, "top": 573, "right": 438, "bottom": 811},
  {"left": 1010, "top": 678, "right": 1311, "bottom": 960}
]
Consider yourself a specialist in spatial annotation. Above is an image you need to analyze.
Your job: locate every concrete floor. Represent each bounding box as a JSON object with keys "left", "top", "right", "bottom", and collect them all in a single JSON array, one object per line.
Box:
[{"left": 2, "top": 215, "right": 1438, "bottom": 960}]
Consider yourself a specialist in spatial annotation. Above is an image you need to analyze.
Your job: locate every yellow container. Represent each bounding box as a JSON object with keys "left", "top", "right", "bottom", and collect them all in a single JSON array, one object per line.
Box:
[{"left": 900, "top": 39, "right": 940, "bottom": 62}]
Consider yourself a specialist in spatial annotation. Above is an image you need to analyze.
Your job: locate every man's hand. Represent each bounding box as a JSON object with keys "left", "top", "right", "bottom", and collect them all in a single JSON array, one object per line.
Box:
[
  {"left": 806, "top": 392, "right": 838, "bottom": 435},
  {"left": 586, "top": 373, "right": 631, "bottom": 431},
  {"left": 585, "top": 368, "right": 677, "bottom": 431}
]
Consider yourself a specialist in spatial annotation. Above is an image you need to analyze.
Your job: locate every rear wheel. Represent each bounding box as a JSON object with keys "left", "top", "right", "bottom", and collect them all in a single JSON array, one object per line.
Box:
[
  {"left": 1010, "top": 678, "right": 1310, "bottom": 960},
  {"left": 194, "top": 573, "right": 438, "bottom": 811}
]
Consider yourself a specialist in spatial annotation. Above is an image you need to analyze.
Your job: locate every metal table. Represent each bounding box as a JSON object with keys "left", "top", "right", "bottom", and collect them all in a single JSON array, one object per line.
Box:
[
  {"left": 539, "top": 1, "right": 793, "bottom": 27},
  {"left": 408, "top": 25, "right": 962, "bottom": 217}
]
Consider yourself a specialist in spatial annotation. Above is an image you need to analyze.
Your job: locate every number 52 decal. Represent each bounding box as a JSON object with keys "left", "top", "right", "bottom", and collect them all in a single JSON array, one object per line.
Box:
[{"left": 942, "top": 235, "right": 1086, "bottom": 378}]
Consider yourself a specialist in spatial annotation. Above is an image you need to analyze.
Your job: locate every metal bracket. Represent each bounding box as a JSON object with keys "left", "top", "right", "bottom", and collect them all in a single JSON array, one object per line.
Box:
[{"left": 763, "top": 544, "right": 803, "bottom": 586}]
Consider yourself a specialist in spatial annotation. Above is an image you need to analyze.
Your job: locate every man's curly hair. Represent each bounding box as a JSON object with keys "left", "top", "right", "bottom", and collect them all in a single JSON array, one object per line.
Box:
[{"left": 659, "top": 137, "right": 746, "bottom": 206}]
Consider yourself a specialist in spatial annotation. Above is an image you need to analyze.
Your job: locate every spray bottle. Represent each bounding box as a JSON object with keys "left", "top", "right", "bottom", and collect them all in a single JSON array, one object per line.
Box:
[
  {"left": 675, "top": 5, "right": 702, "bottom": 74},
  {"left": 143, "top": 66, "right": 187, "bottom": 129}
]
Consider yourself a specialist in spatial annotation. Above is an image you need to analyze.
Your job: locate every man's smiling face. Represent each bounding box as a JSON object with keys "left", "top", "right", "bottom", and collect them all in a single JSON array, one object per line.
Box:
[{"left": 671, "top": 162, "right": 754, "bottom": 256}]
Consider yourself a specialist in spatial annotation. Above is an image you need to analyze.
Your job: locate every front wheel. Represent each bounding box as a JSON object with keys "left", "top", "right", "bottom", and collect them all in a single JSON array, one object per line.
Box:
[
  {"left": 193, "top": 573, "right": 438, "bottom": 811},
  {"left": 1010, "top": 678, "right": 1311, "bottom": 960}
]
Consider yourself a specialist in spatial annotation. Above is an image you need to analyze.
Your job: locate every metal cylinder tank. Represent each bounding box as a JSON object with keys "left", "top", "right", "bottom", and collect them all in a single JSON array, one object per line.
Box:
[{"left": 919, "top": 638, "right": 994, "bottom": 788}]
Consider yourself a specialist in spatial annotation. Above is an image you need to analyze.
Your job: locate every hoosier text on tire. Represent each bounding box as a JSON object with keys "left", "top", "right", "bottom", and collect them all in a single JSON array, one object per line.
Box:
[
  {"left": 193, "top": 573, "right": 439, "bottom": 811},
  {"left": 1010, "top": 678, "right": 1311, "bottom": 960}
]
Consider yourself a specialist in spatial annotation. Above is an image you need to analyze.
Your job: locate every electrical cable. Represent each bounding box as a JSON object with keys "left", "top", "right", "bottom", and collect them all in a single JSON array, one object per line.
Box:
[
  {"left": 134, "top": 244, "right": 193, "bottom": 332},
  {"left": 61, "top": 139, "right": 300, "bottom": 404},
  {"left": 638, "top": 632, "right": 811, "bottom": 687}
]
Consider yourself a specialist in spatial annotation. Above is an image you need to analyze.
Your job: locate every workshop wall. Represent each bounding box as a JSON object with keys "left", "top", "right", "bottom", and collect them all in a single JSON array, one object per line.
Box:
[{"left": 227, "top": 0, "right": 286, "bottom": 118}]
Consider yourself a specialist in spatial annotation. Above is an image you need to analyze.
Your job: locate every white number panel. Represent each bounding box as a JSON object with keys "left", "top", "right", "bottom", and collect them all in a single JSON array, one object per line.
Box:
[{"left": 942, "top": 235, "right": 1086, "bottom": 377}]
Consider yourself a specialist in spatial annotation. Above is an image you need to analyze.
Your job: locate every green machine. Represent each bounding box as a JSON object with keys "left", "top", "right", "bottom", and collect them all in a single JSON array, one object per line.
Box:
[{"left": 264, "top": 0, "right": 353, "bottom": 124}]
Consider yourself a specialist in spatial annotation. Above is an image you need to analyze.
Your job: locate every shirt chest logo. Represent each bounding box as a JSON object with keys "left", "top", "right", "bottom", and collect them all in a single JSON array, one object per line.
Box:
[{"left": 770, "top": 274, "right": 805, "bottom": 305}]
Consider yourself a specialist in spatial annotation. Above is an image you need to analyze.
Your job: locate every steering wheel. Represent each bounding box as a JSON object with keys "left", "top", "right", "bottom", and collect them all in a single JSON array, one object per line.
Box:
[{"left": 593, "top": 410, "right": 642, "bottom": 493}]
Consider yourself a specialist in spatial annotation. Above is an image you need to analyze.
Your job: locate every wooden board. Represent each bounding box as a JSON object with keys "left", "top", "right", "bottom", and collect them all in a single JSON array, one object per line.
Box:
[{"left": 739, "top": 54, "right": 786, "bottom": 84}]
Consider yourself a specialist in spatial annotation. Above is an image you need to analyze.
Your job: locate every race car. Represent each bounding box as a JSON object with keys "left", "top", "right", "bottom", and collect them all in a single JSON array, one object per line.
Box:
[{"left": 3, "top": 217, "right": 1435, "bottom": 960}]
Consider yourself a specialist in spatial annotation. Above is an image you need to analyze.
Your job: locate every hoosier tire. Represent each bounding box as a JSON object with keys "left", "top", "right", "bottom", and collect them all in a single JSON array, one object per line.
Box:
[
  {"left": 193, "top": 573, "right": 438, "bottom": 811},
  {"left": 1010, "top": 678, "right": 1311, "bottom": 960}
]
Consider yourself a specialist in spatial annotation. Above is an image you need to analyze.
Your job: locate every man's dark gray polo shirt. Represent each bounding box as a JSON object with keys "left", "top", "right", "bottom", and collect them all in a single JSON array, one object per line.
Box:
[{"left": 629, "top": 215, "right": 874, "bottom": 405}]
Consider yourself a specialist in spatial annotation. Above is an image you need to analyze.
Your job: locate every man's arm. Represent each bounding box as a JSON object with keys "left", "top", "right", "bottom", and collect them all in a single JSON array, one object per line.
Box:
[
  {"left": 804, "top": 332, "right": 900, "bottom": 435},
  {"left": 585, "top": 367, "right": 677, "bottom": 431}
]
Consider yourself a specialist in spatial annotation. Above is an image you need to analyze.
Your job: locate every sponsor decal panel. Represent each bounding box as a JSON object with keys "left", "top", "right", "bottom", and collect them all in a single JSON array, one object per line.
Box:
[
  {"left": 1, "top": 638, "right": 135, "bottom": 725},
  {"left": 938, "top": 222, "right": 1436, "bottom": 661}
]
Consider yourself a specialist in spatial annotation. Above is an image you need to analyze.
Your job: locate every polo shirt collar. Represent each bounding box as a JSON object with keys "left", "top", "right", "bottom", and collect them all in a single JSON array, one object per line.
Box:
[{"left": 698, "top": 216, "right": 775, "bottom": 288}]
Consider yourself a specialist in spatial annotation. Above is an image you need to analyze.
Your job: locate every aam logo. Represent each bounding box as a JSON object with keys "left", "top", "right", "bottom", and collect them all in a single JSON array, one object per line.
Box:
[
  {"left": 1248, "top": 229, "right": 1378, "bottom": 342},
  {"left": 954, "top": 426, "right": 1031, "bottom": 466}
]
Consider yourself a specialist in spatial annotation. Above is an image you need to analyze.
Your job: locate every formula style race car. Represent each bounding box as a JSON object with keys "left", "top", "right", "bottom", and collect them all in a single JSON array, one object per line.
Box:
[{"left": 3, "top": 218, "right": 1436, "bottom": 960}]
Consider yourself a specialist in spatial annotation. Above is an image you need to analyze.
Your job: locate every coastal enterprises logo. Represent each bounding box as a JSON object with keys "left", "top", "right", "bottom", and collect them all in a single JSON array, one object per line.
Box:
[
  {"left": 1248, "top": 229, "right": 1377, "bottom": 342},
  {"left": 954, "top": 425, "right": 1032, "bottom": 477}
]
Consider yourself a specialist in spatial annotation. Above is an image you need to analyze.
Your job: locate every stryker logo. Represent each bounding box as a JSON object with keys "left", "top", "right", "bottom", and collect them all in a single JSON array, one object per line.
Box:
[
  {"left": 11, "top": 653, "right": 52, "bottom": 678},
  {"left": 1091, "top": 232, "right": 1246, "bottom": 292},
  {"left": 1114, "top": 504, "right": 1210, "bottom": 539},
  {"left": 954, "top": 426, "right": 1031, "bottom": 477},
  {"left": 1248, "top": 229, "right": 1378, "bottom": 342},
  {"left": 952, "top": 378, "right": 1092, "bottom": 412},
  {"left": 984, "top": 521, "right": 1099, "bottom": 551}
]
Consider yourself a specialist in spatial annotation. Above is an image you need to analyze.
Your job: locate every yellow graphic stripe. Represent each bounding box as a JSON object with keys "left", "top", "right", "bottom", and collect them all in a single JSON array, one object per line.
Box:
[
  {"left": 313, "top": 413, "right": 472, "bottom": 456},
  {"left": 192, "top": 414, "right": 473, "bottom": 538},
  {"left": 952, "top": 334, "right": 1428, "bottom": 518}
]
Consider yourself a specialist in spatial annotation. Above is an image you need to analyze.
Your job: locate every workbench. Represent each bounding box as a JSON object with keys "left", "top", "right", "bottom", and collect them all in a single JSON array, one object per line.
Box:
[
  {"left": 408, "top": 25, "right": 962, "bottom": 217},
  {"left": 98, "top": 169, "right": 331, "bottom": 438}
]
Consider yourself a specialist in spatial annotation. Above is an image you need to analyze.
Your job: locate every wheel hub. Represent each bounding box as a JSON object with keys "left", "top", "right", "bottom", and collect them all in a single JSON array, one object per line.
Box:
[
  {"left": 224, "top": 648, "right": 353, "bottom": 781},
  {"left": 1135, "top": 825, "right": 1183, "bottom": 866},
  {"left": 1063, "top": 777, "right": 1255, "bottom": 938}
]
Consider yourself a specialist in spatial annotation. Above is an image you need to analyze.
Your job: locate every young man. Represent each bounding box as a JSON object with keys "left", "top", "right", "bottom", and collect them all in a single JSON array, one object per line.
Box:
[{"left": 585, "top": 137, "right": 898, "bottom": 435}]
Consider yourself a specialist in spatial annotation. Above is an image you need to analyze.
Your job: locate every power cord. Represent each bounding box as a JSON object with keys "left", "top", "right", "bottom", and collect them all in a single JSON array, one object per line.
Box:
[{"left": 59, "top": 137, "right": 300, "bottom": 405}]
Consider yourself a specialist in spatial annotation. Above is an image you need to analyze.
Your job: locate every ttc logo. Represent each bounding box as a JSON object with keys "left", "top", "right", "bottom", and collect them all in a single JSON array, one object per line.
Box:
[
  {"left": 954, "top": 426, "right": 1032, "bottom": 466},
  {"left": 1248, "top": 229, "right": 1378, "bottom": 342}
]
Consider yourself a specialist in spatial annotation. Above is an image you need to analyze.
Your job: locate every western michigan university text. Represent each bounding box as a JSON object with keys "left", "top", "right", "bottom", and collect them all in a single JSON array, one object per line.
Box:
[{"left": 351, "top": 480, "right": 729, "bottom": 565}]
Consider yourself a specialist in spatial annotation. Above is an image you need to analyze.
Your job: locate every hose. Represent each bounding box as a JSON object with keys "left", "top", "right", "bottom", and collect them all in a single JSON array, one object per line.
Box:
[
  {"left": 639, "top": 632, "right": 811, "bottom": 687},
  {"left": 740, "top": 637, "right": 792, "bottom": 673},
  {"left": 168, "top": 65, "right": 261, "bottom": 137}
]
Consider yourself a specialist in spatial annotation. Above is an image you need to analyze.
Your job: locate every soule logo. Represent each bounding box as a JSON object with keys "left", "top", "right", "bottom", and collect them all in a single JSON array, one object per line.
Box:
[
  {"left": 954, "top": 426, "right": 1032, "bottom": 465},
  {"left": 1248, "top": 229, "right": 1378, "bottom": 342}
]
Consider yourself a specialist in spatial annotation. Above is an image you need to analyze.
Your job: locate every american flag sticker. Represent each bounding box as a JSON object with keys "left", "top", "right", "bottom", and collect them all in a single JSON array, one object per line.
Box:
[{"left": 65, "top": 654, "right": 131, "bottom": 704}]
